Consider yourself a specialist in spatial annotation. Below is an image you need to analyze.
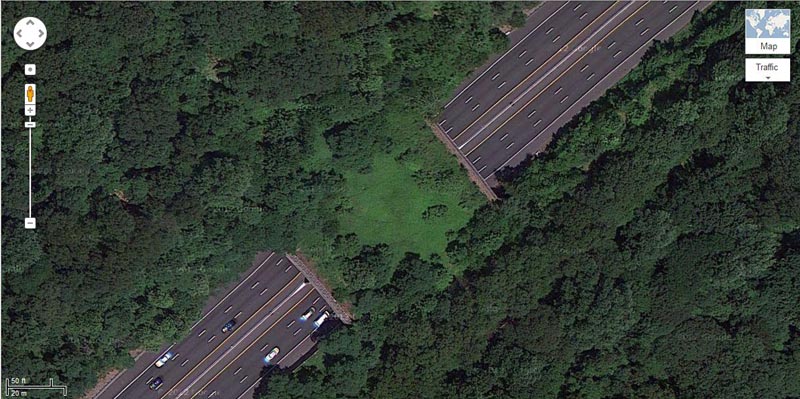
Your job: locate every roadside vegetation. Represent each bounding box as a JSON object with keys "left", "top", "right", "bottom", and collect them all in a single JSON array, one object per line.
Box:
[
  {"left": 260, "top": 2, "right": 800, "bottom": 398},
  {"left": 1, "top": 1, "right": 527, "bottom": 395},
  {"left": 2, "top": 2, "right": 798, "bottom": 398}
]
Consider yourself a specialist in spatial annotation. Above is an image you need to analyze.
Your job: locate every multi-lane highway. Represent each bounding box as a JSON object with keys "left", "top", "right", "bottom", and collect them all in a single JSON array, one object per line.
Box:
[
  {"left": 97, "top": 252, "right": 334, "bottom": 399},
  {"left": 437, "top": 1, "right": 708, "bottom": 186}
]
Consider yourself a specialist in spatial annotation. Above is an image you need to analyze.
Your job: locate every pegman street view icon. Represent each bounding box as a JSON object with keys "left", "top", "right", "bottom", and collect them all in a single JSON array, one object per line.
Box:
[{"left": 13, "top": 17, "right": 47, "bottom": 50}]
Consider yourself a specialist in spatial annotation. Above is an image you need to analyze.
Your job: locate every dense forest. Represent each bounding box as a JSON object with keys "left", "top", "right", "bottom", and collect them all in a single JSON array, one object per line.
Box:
[
  {"left": 2, "top": 2, "right": 799, "bottom": 399},
  {"left": 258, "top": 2, "right": 800, "bottom": 399},
  {"left": 1, "top": 1, "right": 526, "bottom": 397}
]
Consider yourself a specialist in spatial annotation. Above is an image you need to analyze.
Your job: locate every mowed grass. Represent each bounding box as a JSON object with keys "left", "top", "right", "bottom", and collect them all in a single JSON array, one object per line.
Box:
[{"left": 339, "top": 152, "right": 474, "bottom": 261}]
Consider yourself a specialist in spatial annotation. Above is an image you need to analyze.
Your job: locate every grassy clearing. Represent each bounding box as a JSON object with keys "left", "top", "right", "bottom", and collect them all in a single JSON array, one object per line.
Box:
[{"left": 339, "top": 152, "right": 473, "bottom": 262}]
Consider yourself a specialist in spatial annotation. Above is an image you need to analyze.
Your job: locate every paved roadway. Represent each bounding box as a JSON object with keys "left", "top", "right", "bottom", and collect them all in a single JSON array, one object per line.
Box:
[
  {"left": 97, "top": 252, "right": 333, "bottom": 399},
  {"left": 437, "top": 1, "right": 707, "bottom": 185}
]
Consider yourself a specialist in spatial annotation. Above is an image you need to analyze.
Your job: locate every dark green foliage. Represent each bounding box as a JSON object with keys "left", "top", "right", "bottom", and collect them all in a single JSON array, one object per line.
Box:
[
  {"left": 422, "top": 204, "right": 448, "bottom": 220},
  {"left": 2, "top": 2, "right": 518, "bottom": 396},
  {"left": 259, "top": 3, "right": 800, "bottom": 399}
]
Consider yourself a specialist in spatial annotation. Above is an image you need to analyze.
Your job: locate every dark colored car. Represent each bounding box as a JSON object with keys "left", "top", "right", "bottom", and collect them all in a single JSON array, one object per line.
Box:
[
  {"left": 148, "top": 377, "right": 163, "bottom": 390},
  {"left": 221, "top": 319, "right": 236, "bottom": 333}
]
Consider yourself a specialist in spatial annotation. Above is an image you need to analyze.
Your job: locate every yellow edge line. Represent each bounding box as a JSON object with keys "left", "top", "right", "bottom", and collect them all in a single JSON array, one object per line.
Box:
[
  {"left": 189, "top": 289, "right": 316, "bottom": 398},
  {"left": 158, "top": 273, "right": 303, "bottom": 399},
  {"left": 465, "top": 1, "right": 649, "bottom": 157},
  {"left": 451, "top": 1, "right": 620, "bottom": 142}
]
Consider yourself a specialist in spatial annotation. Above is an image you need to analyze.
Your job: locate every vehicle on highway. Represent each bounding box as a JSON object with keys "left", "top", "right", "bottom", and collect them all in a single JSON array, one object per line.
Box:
[
  {"left": 300, "top": 307, "right": 316, "bottom": 321},
  {"left": 154, "top": 351, "right": 174, "bottom": 368},
  {"left": 313, "top": 311, "right": 330, "bottom": 329},
  {"left": 221, "top": 319, "right": 236, "bottom": 333},
  {"left": 264, "top": 347, "right": 280, "bottom": 363},
  {"left": 148, "top": 377, "right": 164, "bottom": 390}
]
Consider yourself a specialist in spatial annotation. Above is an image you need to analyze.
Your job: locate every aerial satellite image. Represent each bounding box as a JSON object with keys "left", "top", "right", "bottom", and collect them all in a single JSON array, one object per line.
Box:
[{"left": 1, "top": 1, "right": 798, "bottom": 398}]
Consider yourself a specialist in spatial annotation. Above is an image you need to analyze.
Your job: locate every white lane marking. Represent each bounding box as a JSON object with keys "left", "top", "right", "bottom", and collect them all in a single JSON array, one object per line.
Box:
[
  {"left": 471, "top": 104, "right": 480, "bottom": 112},
  {"left": 276, "top": 335, "right": 314, "bottom": 367},
  {"left": 239, "top": 375, "right": 248, "bottom": 384},
  {"left": 456, "top": 1, "right": 639, "bottom": 150},
  {"left": 250, "top": 281, "right": 260, "bottom": 290},
  {"left": 552, "top": 34, "right": 561, "bottom": 43},
  {"left": 488, "top": 2, "right": 700, "bottom": 178},
  {"left": 465, "top": 96, "right": 473, "bottom": 104},
  {"left": 198, "top": 329, "right": 207, "bottom": 337},
  {"left": 233, "top": 335, "right": 315, "bottom": 399},
  {"left": 287, "top": 320, "right": 296, "bottom": 328},
  {"left": 173, "top": 283, "right": 311, "bottom": 398},
  {"left": 525, "top": 58, "right": 535, "bottom": 66},
  {"left": 518, "top": 50, "right": 528, "bottom": 58},
  {"left": 208, "top": 335, "right": 216, "bottom": 343},
  {"left": 181, "top": 359, "right": 189, "bottom": 367},
  {"left": 580, "top": 12, "right": 588, "bottom": 20},
  {"left": 500, "top": 133, "right": 509, "bottom": 141},
  {"left": 234, "top": 311, "right": 243, "bottom": 319},
  {"left": 669, "top": 5, "right": 678, "bottom": 13},
  {"left": 505, "top": 142, "right": 515, "bottom": 150},
  {"left": 613, "top": 50, "right": 622, "bottom": 58},
  {"left": 534, "top": 119, "right": 542, "bottom": 127},
  {"left": 259, "top": 287, "right": 269, "bottom": 296},
  {"left": 635, "top": 18, "right": 645, "bottom": 26},
  {"left": 188, "top": 253, "right": 275, "bottom": 331},
  {"left": 608, "top": 40, "right": 616, "bottom": 49},
  {"left": 573, "top": 3, "right": 582, "bottom": 11},
  {"left": 554, "top": 87, "right": 563, "bottom": 95},
  {"left": 640, "top": 28, "right": 650, "bottom": 36},
  {"left": 293, "top": 328, "right": 303, "bottom": 336},
  {"left": 110, "top": 344, "right": 175, "bottom": 399},
  {"left": 498, "top": 81, "right": 507, "bottom": 89},
  {"left": 284, "top": 265, "right": 292, "bottom": 273},
  {"left": 545, "top": 27, "right": 554, "bottom": 35},
  {"left": 224, "top": 305, "right": 232, "bottom": 314},
  {"left": 312, "top": 297, "right": 321, "bottom": 305},
  {"left": 560, "top": 95, "right": 570, "bottom": 104},
  {"left": 234, "top": 367, "right": 242, "bottom": 376},
  {"left": 527, "top": 109, "right": 537, "bottom": 118},
  {"left": 442, "top": 2, "right": 571, "bottom": 109},
  {"left": 580, "top": 64, "right": 589, "bottom": 72},
  {"left": 261, "top": 342, "right": 270, "bottom": 351},
  {"left": 439, "top": 119, "right": 447, "bottom": 125},
  {"left": 586, "top": 72, "right": 595, "bottom": 80},
  {"left": 491, "top": 73, "right": 500, "bottom": 81},
  {"left": 237, "top": 378, "right": 263, "bottom": 399},
  {"left": 472, "top": 156, "right": 482, "bottom": 163},
  {"left": 276, "top": 259, "right": 283, "bottom": 266},
  {"left": 445, "top": 126, "right": 454, "bottom": 134},
  {"left": 478, "top": 165, "right": 488, "bottom": 173}
]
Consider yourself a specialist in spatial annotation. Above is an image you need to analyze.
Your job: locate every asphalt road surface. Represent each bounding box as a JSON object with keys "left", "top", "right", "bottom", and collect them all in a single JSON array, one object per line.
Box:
[
  {"left": 97, "top": 252, "right": 333, "bottom": 399},
  {"left": 437, "top": 1, "right": 707, "bottom": 185}
]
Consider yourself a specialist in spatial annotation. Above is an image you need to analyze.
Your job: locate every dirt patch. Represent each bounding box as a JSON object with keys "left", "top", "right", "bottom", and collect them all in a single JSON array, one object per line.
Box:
[
  {"left": 81, "top": 369, "right": 121, "bottom": 399},
  {"left": 81, "top": 348, "right": 146, "bottom": 399}
]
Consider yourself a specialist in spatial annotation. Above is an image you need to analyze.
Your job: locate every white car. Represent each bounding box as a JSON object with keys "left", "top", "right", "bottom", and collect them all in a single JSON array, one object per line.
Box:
[
  {"left": 313, "top": 311, "right": 330, "bottom": 329},
  {"left": 264, "top": 347, "right": 280, "bottom": 363},
  {"left": 300, "top": 307, "right": 316, "bottom": 322},
  {"left": 154, "top": 351, "right": 174, "bottom": 368}
]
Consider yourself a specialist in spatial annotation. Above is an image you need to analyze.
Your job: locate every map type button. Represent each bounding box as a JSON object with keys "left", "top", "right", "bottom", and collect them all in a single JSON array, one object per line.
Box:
[
  {"left": 745, "top": 9, "right": 791, "bottom": 55},
  {"left": 745, "top": 58, "right": 790, "bottom": 82}
]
